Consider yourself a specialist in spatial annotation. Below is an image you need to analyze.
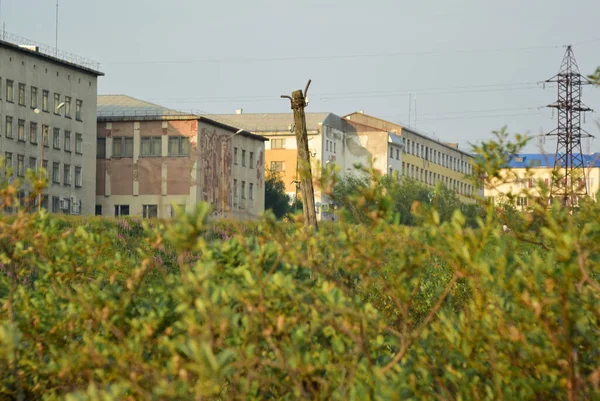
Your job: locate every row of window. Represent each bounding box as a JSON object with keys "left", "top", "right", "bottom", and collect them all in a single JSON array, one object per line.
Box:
[
  {"left": 105, "top": 204, "right": 185, "bottom": 218},
  {"left": 4, "top": 152, "right": 82, "bottom": 187},
  {"left": 233, "top": 147, "right": 255, "bottom": 167},
  {"left": 400, "top": 162, "right": 474, "bottom": 196},
  {"left": 0, "top": 78, "right": 83, "bottom": 120},
  {"left": 232, "top": 179, "right": 255, "bottom": 200},
  {"left": 2, "top": 116, "right": 83, "bottom": 153},
  {"left": 97, "top": 136, "right": 191, "bottom": 158},
  {"left": 405, "top": 138, "right": 472, "bottom": 175},
  {"left": 390, "top": 146, "right": 401, "bottom": 160},
  {"left": 515, "top": 177, "right": 595, "bottom": 189},
  {"left": 325, "top": 139, "right": 337, "bottom": 154}
]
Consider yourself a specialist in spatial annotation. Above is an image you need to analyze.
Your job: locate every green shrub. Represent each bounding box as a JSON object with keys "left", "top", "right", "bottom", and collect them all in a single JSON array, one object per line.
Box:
[{"left": 0, "top": 131, "right": 599, "bottom": 400}]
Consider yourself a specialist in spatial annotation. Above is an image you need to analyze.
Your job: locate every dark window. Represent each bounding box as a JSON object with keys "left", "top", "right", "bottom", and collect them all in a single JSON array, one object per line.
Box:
[
  {"left": 63, "top": 164, "right": 71, "bottom": 186},
  {"left": 76, "top": 133, "right": 83, "bottom": 154},
  {"left": 140, "top": 136, "right": 161, "bottom": 156},
  {"left": 54, "top": 93, "right": 61, "bottom": 115},
  {"left": 114, "top": 205, "right": 130, "bottom": 216},
  {"left": 65, "top": 96, "right": 71, "bottom": 117},
  {"left": 75, "top": 166, "right": 82, "bottom": 187},
  {"left": 17, "top": 119, "right": 25, "bottom": 141},
  {"left": 42, "top": 90, "right": 49, "bottom": 112},
  {"left": 5, "top": 116, "right": 13, "bottom": 139},
  {"left": 75, "top": 99, "right": 82, "bottom": 121},
  {"left": 249, "top": 152, "right": 254, "bottom": 167},
  {"left": 53, "top": 128, "right": 60, "bottom": 149},
  {"left": 95, "top": 205, "right": 102, "bottom": 216},
  {"left": 42, "top": 125, "right": 49, "bottom": 147},
  {"left": 64, "top": 131, "right": 71, "bottom": 152},
  {"left": 241, "top": 149, "right": 246, "bottom": 166},
  {"left": 29, "top": 157, "right": 37, "bottom": 171},
  {"left": 6, "top": 80, "right": 13, "bottom": 102},
  {"left": 234, "top": 148, "right": 238, "bottom": 164},
  {"left": 4, "top": 152, "right": 12, "bottom": 175},
  {"left": 143, "top": 204, "right": 158, "bottom": 218},
  {"left": 52, "top": 196, "right": 60, "bottom": 213},
  {"left": 52, "top": 162, "right": 60, "bottom": 184},
  {"left": 31, "top": 87, "right": 38, "bottom": 108},
  {"left": 17, "top": 155, "right": 24, "bottom": 177},
  {"left": 113, "top": 137, "right": 133, "bottom": 158},
  {"left": 97, "top": 138, "right": 106, "bottom": 158},
  {"left": 30, "top": 122, "right": 38, "bottom": 144},
  {"left": 167, "top": 136, "right": 190, "bottom": 156},
  {"left": 18, "top": 83, "right": 25, "bottom": 106}
]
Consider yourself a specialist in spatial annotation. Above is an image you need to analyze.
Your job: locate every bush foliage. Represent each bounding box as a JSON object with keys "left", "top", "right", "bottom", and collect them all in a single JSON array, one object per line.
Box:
[{"left": 0, "top": 131, "right": 599, "bottom": 401}]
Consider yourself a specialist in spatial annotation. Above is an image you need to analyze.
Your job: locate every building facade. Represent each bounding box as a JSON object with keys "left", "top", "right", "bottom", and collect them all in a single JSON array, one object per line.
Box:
[
  {"left": 207, "top": 112, "right": 404, "bottom": 221},
  {"left": 96, "top": 96, "right": 266, "bottom": 220},
  {"left": 344, "top": 112, "right": 477, "bottom": 201},
  {"left": 483, "top": 153, "right": 600, "bottom": 210},
  {"left": 0, "top": 37, "right": 103, "bottom": 215}
]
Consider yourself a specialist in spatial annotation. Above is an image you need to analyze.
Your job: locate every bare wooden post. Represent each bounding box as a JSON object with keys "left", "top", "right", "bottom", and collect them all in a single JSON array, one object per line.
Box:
[{"left": 282, "top": 80, "right": 318, "bottom": 229}]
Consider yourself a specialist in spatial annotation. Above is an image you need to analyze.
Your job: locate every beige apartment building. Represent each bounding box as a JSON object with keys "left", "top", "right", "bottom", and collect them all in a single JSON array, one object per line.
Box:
[
  {"left": 344, "top": 112, "right": 478, "bottom": 201},
  {"left": 96, "top": 96, "right": 267, "bottom": 220},
  {"left": 0, "top": 34, "right": 103, "bottom": 214},
  {"left": 483, "top": 153, "right": 600, "bottom": 210},
  {"left": 207, "top": 111, "right": 404, "bottom": 221}
]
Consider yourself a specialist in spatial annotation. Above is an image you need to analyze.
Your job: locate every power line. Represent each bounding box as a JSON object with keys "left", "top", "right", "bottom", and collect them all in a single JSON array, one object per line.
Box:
[{"left": 104, "top": 44, "right": 563, "bottom": 65}]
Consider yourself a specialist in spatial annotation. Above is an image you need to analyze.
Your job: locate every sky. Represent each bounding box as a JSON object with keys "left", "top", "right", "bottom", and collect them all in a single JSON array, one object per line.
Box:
[{"left": 3, "top": 0, "right": 600, "bottom": 153}]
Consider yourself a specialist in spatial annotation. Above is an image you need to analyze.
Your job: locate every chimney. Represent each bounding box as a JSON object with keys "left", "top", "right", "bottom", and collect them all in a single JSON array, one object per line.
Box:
[{"left": 236, "top": 108, "right": 243, "bottom": 115}]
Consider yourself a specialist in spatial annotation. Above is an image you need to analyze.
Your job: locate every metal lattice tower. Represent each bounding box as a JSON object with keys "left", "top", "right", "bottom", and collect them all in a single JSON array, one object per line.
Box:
[{"left": 545, "top": 45, "right": 593, "bottom": 207}]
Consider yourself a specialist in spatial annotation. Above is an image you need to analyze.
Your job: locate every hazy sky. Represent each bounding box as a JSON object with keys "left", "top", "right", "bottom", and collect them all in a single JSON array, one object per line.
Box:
[{"left": 4, "top": 0, "right": 600, "bottom": 153}]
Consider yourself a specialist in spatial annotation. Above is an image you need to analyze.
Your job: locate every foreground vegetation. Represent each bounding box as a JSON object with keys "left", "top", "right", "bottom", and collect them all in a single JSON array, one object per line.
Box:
[{"left": 0, "top": 131, "right": 599, "bottom": 401}]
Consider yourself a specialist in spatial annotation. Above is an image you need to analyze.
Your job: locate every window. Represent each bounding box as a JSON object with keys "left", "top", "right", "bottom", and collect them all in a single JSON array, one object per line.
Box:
[
  {"left": 30, "top": 122, "right": 38, "bottom": 144},
  {"left": 271, "top": 138, "right": 285, "bottom": 149},
  {"left": 42, "top": 90, "right": 49, "bottom": 112},
  {"left": 42, "top": 125, "right": 49, "bottom": 147},
  {"left": 17, "top": 120, "right": 25, "bottom": 141},
  {"left": 65, "top": 96, "right": 71, "bottom": 117},
  {"left": 389, "top": 146, "right": 393, "bottom": 158},
  {"left": 249, "top": 183, "right": 254, "bottom": 200},
  {"left": 326, "top": 141, "right": 330, "bottom": 152},
  {"left": 270, "top": 161, "right": 285, "bottom": 172},
  {"left": 53, "top": 128, "right": 60, "bottom": 149},
  {"left": 76, "top": 133, "right": 83, "bottom": 154},
  {"left": 63, "top": 164, "right": 71, "bottom": 186},
  {"left": 18, "top": 83, "right": 25, "bottom": 106},
  {"left": 17, "top": 155, "right": 24, "bottom": 177},
  {"left": 42, "top": 159, "right": 48, "bottom": 172},
  {"left": 517, "top": 197, "right": 528, "bottom": 207},
  {"left": 54, "top": 93, "right": 61, "bottom": 114},
  {"left": 249, "top": 152, "right": 254, "bottom": 167},
  {"left": 234, "top": 147, "right": 238, "bottom": 164},
  {"left": 233, "top": 179, "right": 238, "bottom": 198},
  {"left": 140, "top": 136, "right": 161, "bottom": 156},
  {"left": 396, "top": 148, "right": 400, "bottom": 160},
  {"left": 333, "top": 142, "right": 336, "bottom": 153},
  {"left": 31, "top": 87, "right": 38, "bottom": 108},
  {"left": 167, "top": 136, "right": 190, "bottom": 156},
  {"left": 6, "top": 80, "right": 13, "bottom": 102},
  {"left": 97, "top": 138, "right": 106, "bottom": 158},
  {"left": 29, "top": 157, "right": 36, "bottom": 171},
  {"left": 241, "top": 181, "right": 246, "bottom": 199},
  {"left": 41, "top": 195, "right": 49, "bottom": 211},
  {"left": 52, "top": 162, "right": 60, "bottom": 184},
  {"left": 4, "top": 152, "right": 12, "bottom": 174},
  {"left": 5, "top": 116, "right": 13, "bottom": 139},
  {"left": 75, "top": 99, "right": 82, "bottom": 120},
  {"left": 143, "top": 205, "right": 158, "bottom": 219},
  {"left": 114, "top": 205, "right": 130, "bottom": 216},
  {"left": 113, "top": 137, "right": 133, "bottom": 157},
  {"left": 95, "top": 205, "right": 102, "bottom": 216},
  {"left": 75, "top": 166, "right": 82, "bottom": 187},
  {"left": 64, "top": 131, "right": 72, "bottom": 152},
  {"left": 402, "top": 162, "right": 405, "bottom": 176},
  {"left": 241, "top": 149, "right": 246, "bottom": 166},
  {"left": 52, "top": 197, "right": 60, "bottom": 213}
]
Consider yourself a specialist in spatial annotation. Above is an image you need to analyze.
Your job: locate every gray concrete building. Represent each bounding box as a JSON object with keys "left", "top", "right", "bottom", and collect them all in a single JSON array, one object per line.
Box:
[{"left": 0, "top": 34, "right": 103, "bottom": 215}]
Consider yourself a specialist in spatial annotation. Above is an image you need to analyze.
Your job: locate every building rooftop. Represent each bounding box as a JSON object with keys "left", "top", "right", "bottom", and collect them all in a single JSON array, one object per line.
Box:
[
  {"left": 205, "top": 112, "right": 334, "bottom": 133},
  {"left": 97, "top": 95, "right": 268, "bottom": 142},
  {"left": 0, "top": 31, "right": 103, "bottom": 76},
  {"left": 507, "top": 153, "right": 600, "bottom": 168}
]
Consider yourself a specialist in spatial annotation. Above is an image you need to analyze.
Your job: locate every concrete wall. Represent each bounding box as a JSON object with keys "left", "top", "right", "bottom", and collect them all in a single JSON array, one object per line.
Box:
[{"left": 0, "top": 44, "right": 99, "bottom": 214}]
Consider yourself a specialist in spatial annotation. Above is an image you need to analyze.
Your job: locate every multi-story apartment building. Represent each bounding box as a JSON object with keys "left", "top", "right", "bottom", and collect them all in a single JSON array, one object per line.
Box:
[
  {"left": 96, "top": 96, "right": 267, "bottom": 220},
  {"left": 0, "top": 35, "right": 103, "bottom": 215},
  {"left": 344, "top": 112, "right": 478, "bottom": 201},
  {"left": 207, "top": 111, "right": 404, "bottom": 221},
  {"left": 483, "top": 153, "right": 600, "bottom": 210}
]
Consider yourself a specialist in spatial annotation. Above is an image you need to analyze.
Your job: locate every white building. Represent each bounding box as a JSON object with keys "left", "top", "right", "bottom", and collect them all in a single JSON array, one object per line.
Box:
[{"left": 0, "top": 34, "right": 103, "bottom": 215}]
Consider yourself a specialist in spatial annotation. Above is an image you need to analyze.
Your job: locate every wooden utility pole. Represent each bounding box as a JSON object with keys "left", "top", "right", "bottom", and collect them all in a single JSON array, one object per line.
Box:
[{"left": 282, "top": 80, "right": 318, "bottom": 229}]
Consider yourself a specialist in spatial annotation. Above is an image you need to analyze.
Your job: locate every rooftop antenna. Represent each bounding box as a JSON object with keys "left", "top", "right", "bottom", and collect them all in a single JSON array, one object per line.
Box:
[
  {"left": 408, "top": 93, "right": 412, "bottom": 127},
  {"left": 414, "top": 93, "right": 418, "bottom": 128}
]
